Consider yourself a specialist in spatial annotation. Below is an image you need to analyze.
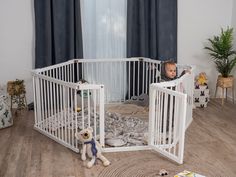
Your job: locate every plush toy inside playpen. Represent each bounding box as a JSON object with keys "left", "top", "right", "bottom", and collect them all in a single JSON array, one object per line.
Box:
[{"left": 32, "top": 58, "right": 194, "bottom": 164}]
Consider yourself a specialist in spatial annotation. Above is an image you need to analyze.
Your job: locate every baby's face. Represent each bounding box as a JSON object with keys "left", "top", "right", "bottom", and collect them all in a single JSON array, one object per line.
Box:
[{"left": 165, "top": 64, "right": 177, "bottom": 79}]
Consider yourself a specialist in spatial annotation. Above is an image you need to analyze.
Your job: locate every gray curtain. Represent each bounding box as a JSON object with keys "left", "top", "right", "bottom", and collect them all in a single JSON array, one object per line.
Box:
[
  {"left": 126, "top": 0, "right": 177, "bottom": 97},
  {"left": 127, "top": 0, "right": 177, "bottom": 62},
  {"left": 34, "top": 0, "right": 83, "bottom": 68}
]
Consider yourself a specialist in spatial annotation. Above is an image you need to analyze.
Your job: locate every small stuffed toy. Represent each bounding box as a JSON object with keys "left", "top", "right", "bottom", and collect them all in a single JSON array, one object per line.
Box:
[
  {"left": 75, "top": 127, "right": 110, "bottom": 168},
  {"left": 159, "top": 169, "right": 168, "bottom": 176},
  {"left": 196, "top": 72, "right": 208, "bottom": 86}
]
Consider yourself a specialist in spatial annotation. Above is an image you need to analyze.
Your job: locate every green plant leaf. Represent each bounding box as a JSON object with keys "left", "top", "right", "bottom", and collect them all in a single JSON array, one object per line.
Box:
[{"left": 204, "top": 27, "right": 236, "bottom": 76}]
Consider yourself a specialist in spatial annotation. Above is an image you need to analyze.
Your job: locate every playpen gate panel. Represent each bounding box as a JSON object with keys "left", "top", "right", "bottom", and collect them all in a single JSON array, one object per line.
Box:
[
  {"left": 74, "top": 58, "right": 161, "bottom": 103},
  {"left": 149, "top": 84, "right": 187, "bottom": 164},
  {"left": 33, "top": 71, "right": 105, "bottom": 152}
]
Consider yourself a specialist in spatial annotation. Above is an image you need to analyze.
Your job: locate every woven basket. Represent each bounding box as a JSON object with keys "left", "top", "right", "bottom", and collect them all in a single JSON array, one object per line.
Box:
[{"left": 217, "top": 76, "right": 234, "bottom": 88}]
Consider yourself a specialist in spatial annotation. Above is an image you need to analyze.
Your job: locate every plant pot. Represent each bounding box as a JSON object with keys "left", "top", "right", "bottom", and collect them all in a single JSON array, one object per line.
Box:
[{"left": 217, "top": 75, "right": 234, "bottom": 88}]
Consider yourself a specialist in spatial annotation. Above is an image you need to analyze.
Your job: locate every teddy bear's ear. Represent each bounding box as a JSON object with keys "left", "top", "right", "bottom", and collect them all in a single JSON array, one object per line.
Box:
[{"left": 87, "top": 127, "right": 93, "bottom": 133}]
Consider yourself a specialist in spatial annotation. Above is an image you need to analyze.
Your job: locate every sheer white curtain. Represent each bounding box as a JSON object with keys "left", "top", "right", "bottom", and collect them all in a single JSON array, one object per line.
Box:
[{"left": 80, "top": 0, "right": 127, "bottom": 102}]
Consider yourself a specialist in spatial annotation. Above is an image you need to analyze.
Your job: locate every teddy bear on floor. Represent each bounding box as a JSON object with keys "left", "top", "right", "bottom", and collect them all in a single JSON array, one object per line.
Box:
[
  {"left": 196, "top": 72, "right": 208, "bottom": 86},
  {"left": 75, "top": 127, "right": 110, "bottom": 168}
]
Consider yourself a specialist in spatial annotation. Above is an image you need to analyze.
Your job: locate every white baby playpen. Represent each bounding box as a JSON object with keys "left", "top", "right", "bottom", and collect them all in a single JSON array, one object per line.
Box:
[{"left": 32, "top": 57, "right": 194, "bottom": 164}]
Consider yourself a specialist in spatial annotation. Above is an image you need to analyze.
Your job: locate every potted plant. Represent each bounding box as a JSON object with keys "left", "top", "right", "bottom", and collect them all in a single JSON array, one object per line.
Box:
[{"left": 204, "top": 27, "right": 236, "bottom": 88}]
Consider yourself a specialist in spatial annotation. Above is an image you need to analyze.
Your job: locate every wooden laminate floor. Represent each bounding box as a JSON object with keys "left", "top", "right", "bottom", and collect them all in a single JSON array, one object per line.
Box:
[{"left": 0, "top": 99, "right": 236, "bottom": 177}]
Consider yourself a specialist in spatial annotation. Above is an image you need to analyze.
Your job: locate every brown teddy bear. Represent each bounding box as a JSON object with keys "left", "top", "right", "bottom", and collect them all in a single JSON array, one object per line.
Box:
[{"left": 75, "top": 127, "right": 110, "bottom": 168}]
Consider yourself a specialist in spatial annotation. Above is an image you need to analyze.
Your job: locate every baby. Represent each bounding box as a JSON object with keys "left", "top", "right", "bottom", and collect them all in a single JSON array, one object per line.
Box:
[
  {"left": 159, "top": 60, "right": 190, "bottom": 140},
  {"left": 161, "top": 60, "right": 190, "bottom": 82}
]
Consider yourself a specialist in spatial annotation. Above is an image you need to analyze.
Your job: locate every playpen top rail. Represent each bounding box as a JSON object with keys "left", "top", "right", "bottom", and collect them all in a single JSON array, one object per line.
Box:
[
  {"left": 74, "top": 57, "right": 162, "bottom": 63},
  {"left": 32, "top": 71, "right": 103, "bottom": 90},
  {"left": 150, "top": 83, "right": 187, "bottom": 98},
  {"left": 32, "top": 57, "right": 163, "bottom": 74},
  {"left": 32, "top": 60, "right": 75, "bottom": 74}
]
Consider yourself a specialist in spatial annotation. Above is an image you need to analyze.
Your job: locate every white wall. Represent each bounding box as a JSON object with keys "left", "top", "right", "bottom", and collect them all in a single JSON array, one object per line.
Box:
[
  {"left": 178, "top": 0, "right": 234, "bottom": 99},
  {"left": 231, "top": 1, "right": 236, "bottom": 99},
  {"left": 0, "top": 0, "right": 34, "bottom": 103},
  {"left": 0, "top": 0, "right": 235, "bottom": 102},
  {"left": 233, "top": 1, "right": 236, "bottom": 48}
]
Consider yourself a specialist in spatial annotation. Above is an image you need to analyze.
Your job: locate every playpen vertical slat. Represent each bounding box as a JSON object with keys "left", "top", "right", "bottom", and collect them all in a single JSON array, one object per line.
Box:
[
  {"left": 152, "top": 63, "right": 155, "bottom": 83},
  {"left": 93, "top": 89, "right": 97, "bottom": 139},
  {"left": 158, "top": 91, "right": 164, "bottom": 145},
  {"left": 68, "top": 65, "right": 70, "bottom": 82},
  {"left": 145, "top": 62, "right": 148, "bottom": 94},
  {"left": 58, "top": 83, "right": 62, "bottom": 140},
  {"left": 110, "top": 62, "right": 113, "bottom": 101},
  {"left": 86, "top": 63, "right": 89, "bottom": 81},
  {"left": 88, "top": 89, "right": 91, "bottom": 127},
  {"left": 66, "top": 65, "right": 71, "bottom": 82},
  {"left": 138, "top": 60, "right": 140, "bottom": 95},
  {"left": 66, "top": 65, "right": 68, "bottom": 82},
  {"left": 149, "top": 63, "right": 151, "bottom": 93},
  {"left": 53, "top": 82, "right": 57, "bottom": 138},
  {"left": 99, "top": 86, "right": 105, "bottom": 147},
  {"left": 70, "top": 87, "right": 73, "bottom": 147},
  {"left": 148, "top": 85, "right": 156, "bottom": 146},
  {"left": 70, "top": 64, "right": 73, "bottom": 82},
  {"left": 81, "top": 63, "right": 83, "bottom": 80},
  {"left": 162, "top": 92, "right": 169, "bottom": 145},
  {"left": 142, "top": 62, "right": 145, "bottom": 94},
  {"left": 59, "top": 84, "right": 64, "bottom": 141},
  {"left": 32, "top": 76, "right": 37, "bottom": 126},
  {"left": 56, "top": 83, "right": 60, "bottom": 139},
  {"left": 119, "top": 61, "right": 122, "bottom": 102},
  {"left": 63, "top": 66, "right": 65, "bottom": 81},
  {"left": 155, "top": 90, "right": 159, "bottom": 145},
  {"left": 34, "top": 77, "right": 40, "bottom": 128},
  {"left": 43, "top": 73, "right": 47, "bottom": 131},
  {"left": 133, "top": 61, "right": 135, "bottom": 96},
  {"left": 71, "top": 87, "right": 73, "bottom": 146},
  {"left": 46, "top": 74, "right": 51, "bottom": 134},
  {"left": 178, "top": 94, "right": 187, "bottom": 164},
  {"left": 76, "top": 62, "right": 79, "bottom": 82},
  {"left": 128, "top": 61, "right": 131, "bottom": 99},
  {"left": 67, "top": 87, "right": 70, "bottom": 145},
  {"left": 40, "top": 78, "right": 45, "bottom": 131},
  {"left": 74, "top": 87, "right": 78, "bottom": 150},
  {"left": 62, "top": 85, "right": 66, "bottom": 142},
  {"left": 155, "top": 90, "right": 160, "bottom": 145},
  {"left": 64, "top": 86, "right": 67, "bottom": 143},
  {"left": 45, "top": 77, "right": 49, "bottom": 132},
  {"left": 167, "top": 94, "right": 174, "bottom": 153},
  {"left": 49, "top": 79, "right": 53, "bottom": 135},
  {"left": 123, "top": 61, "right": 126, "bottom": 101},
  {"left": 81, "top": 90, "right": 85, "bottom": 130},
  {"left": 157, "top": 90, "right": 162, "bottom": 145},
  {"left": 173, "top": 95, "right": 179, "bottom": 156}
]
